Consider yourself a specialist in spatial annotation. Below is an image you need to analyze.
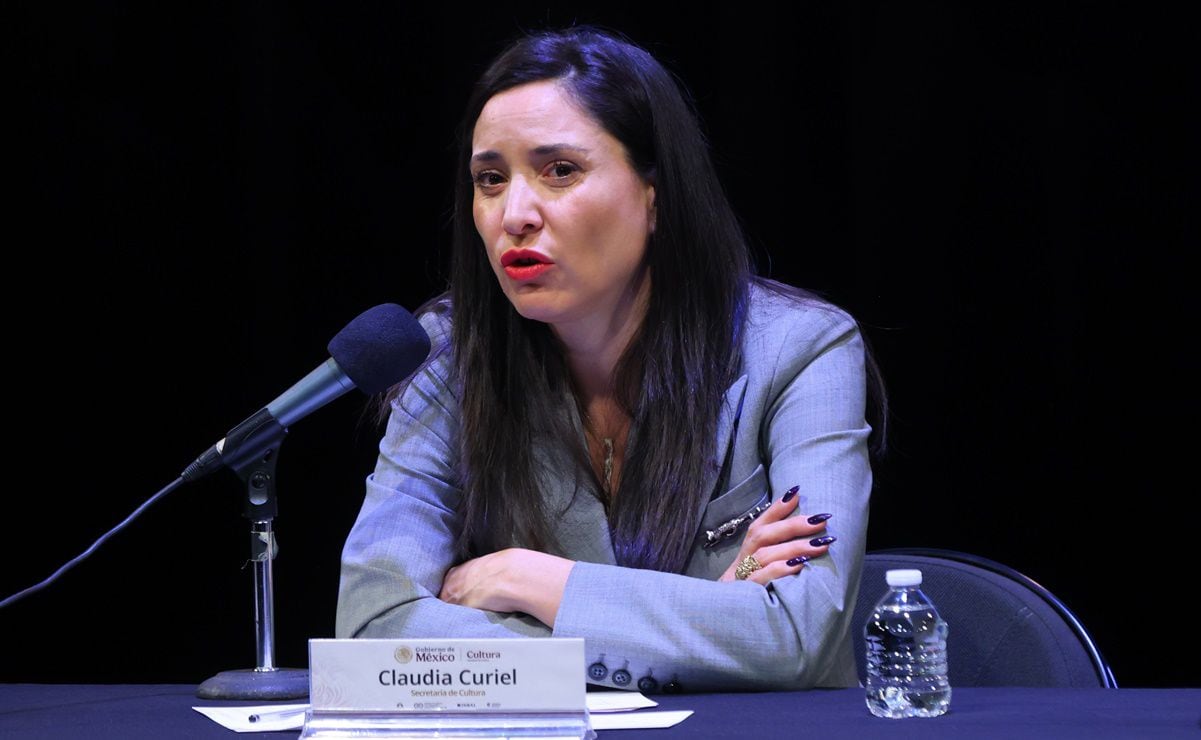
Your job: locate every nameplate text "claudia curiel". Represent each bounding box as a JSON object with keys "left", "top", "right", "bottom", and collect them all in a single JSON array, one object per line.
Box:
[{"left": 308, "top": 638, "right": 585, "bottom": 713}]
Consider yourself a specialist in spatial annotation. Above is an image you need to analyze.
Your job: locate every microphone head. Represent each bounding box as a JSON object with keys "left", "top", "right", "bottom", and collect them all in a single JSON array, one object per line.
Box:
[{"left": 327, "top": 304, "right": 431, "bottom": 395}]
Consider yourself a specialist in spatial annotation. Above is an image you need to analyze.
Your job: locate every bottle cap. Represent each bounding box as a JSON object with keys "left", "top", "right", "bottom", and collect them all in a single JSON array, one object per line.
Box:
[{"left": 885, "top": 569, "right": 923, "bottom": 587}]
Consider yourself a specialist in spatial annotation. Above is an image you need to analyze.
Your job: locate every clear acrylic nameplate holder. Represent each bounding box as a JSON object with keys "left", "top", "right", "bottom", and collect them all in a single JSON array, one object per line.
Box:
[{"left": 300, "top": 638, "right": 594, "bottom": 739}]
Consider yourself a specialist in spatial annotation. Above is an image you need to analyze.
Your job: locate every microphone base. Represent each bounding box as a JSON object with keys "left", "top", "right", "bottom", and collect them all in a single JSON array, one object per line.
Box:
[{"left": 195, "top": 667, "right": 310, "bottom": 701}]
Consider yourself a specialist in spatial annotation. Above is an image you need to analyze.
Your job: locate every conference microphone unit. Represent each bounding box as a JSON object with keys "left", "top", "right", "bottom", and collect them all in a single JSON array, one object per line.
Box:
[{"left": 181, "top": 303, "right": 431, "bottom": 483}]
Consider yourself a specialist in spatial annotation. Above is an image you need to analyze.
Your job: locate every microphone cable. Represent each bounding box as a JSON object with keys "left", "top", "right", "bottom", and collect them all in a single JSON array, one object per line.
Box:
[{"left": 0, "top": 477, "right": 184, "bottom": 610}]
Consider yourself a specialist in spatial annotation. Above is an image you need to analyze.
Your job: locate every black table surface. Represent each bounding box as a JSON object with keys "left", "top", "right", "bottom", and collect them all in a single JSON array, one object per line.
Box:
[{"left": 1, "top": 684, "right": 1198, "bottom": 739}]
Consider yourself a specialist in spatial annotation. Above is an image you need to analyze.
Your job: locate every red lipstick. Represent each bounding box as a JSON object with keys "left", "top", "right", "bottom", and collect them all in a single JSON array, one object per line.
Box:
[{"left": 501, "top": 249, "right": 554, "bottom": 281}]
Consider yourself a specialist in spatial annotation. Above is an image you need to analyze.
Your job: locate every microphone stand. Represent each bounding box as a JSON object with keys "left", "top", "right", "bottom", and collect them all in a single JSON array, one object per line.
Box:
[{"left": 196, "top": 410, "right": 309, "bottom": 700}]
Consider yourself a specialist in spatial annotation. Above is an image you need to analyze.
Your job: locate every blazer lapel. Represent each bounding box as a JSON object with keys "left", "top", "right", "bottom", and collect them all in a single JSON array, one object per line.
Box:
[
  {"left": 537, "top": 377, "right": 749, "bottom": 567},
  {"left": 535, "top": 396, "right": 619, "bottom": 565},
  {"left": 693, "top": 375, "right": 748, "bottom": 524}
]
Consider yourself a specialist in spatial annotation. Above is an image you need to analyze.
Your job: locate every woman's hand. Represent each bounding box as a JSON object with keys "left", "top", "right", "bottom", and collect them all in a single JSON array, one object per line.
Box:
[
  {"left": 718, "top": 486, "right": 835, "bottom": 585},
  {"left": 439, "top": 548, "right": 574, "bottom": 628}
]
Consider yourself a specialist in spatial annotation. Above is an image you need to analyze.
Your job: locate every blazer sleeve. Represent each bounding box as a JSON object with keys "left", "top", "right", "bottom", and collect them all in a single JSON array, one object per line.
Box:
[
  {"left": 551, "top": 311, "right": 872, "bottom": 691},
  {"left": 335, "top": 350, "right": 552, "bottom": 641}
]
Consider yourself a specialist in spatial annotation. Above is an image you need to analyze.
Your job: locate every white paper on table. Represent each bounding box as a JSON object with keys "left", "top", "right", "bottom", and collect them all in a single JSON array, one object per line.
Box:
[
  {"left": 193, "top": 703, "right": 307, "bottom": 733},
  {"left": 591, "top": 710, "right": 693, "bottom": 730},
  {"left": 585, "top": 691, "right": 659, "bottom": 712},
  {"left": 194, "top": 692, "right": 680, "bottom": 733}
]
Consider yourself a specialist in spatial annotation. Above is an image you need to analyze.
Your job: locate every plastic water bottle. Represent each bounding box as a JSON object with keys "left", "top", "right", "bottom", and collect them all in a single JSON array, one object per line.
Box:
[{"left": 864, "top": 568, "right": 951, "bottom": 718}]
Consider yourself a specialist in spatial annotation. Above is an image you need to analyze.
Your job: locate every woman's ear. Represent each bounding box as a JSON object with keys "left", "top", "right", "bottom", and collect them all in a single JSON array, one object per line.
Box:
[{"left": 647, "top": 184, "right": 657, "bottom": 234}]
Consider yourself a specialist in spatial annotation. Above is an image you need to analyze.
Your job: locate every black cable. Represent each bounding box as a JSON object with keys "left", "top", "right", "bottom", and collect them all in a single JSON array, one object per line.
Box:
[{"left": 0, "top": 477, "right": 186, "bottom": 610}]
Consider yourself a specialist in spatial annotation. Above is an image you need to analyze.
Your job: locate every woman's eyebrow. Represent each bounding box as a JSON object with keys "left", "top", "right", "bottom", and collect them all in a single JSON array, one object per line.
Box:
[
  {"left": 530, "top": 143, "right": 590, "bottom": 157},
  {"left": 471, "top": 143, "right": 591, "bottom": 165},
  {"left": 470, "top": 150, "right": 502, "bottom": 165}
]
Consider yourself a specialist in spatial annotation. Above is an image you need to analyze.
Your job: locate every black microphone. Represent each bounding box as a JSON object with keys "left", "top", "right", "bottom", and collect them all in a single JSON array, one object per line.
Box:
[{"left": 181, "top": 303, "right": 430, "bottom": 482}]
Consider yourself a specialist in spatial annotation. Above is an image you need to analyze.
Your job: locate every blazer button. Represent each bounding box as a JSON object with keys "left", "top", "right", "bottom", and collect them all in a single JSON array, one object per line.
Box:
[
  {"left": 611, "top": 668, "right": 632, "bottom": 687},
  {"left": 637, "top": 675, "right": 658, "bottom": 693},
  {"left": 587, "top": 661, "right": 609, "bottom": 681},
  {"left": 663, "top": 679, "right": 682, "bottom": 694}
]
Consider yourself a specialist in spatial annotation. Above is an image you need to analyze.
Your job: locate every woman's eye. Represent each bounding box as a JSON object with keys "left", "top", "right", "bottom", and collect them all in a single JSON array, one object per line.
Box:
[
  {"left": 546, "top": 161, "right": 580, "bottom": 181},
  {"left": 472, "top": 171, "right": 505, "bottom": 189}
]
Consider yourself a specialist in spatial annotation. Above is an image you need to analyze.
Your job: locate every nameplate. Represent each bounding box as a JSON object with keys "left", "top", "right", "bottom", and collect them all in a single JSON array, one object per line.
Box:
[{"left": 309, "top": 638, "right": 585, "bottom": 713}]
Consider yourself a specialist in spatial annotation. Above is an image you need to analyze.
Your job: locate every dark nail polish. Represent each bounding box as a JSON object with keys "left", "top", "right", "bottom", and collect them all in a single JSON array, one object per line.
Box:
[
  {"left": 807, "top": 512, "right": 833, "bottom": 525},
  {"left": 809, "top": 535, "right": 837, "bottom": 547},
  {"left": 781, "top": 486, "right": 799, "bottom": 503},
  {"left": 786, "top": 556, "right": 810, "bottom": 567}
]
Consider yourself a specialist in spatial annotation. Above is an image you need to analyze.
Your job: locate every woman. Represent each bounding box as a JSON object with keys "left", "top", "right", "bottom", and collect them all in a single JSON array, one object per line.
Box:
[{"left": 336, "top": 25, "right": 885, "bottom": 692}]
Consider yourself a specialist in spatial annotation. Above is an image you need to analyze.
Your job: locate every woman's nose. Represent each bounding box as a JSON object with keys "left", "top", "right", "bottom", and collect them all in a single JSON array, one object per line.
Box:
[{"left": 501, "top": 176, "right": 543, "bottom": 236}]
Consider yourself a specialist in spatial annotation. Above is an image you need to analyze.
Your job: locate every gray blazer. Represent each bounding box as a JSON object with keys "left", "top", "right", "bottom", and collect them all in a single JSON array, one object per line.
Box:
[{"left": 336, "top": 282, "right": 873, "bottom": 692}]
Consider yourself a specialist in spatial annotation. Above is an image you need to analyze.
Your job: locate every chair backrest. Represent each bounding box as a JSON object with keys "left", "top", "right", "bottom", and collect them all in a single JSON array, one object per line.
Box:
[{"left": 853, "top": 548, "right": 1117, "bottom": 688}]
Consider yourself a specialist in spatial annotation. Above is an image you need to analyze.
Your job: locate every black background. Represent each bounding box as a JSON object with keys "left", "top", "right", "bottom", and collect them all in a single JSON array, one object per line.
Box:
[{"left": 5, "top": 3, "right": 1196, "bottom": 689}]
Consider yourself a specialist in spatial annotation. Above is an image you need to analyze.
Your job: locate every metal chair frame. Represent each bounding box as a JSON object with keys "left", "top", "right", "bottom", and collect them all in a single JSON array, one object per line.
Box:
[{"left": 861, "top": 547, "right": 1117, "bottom": 688}]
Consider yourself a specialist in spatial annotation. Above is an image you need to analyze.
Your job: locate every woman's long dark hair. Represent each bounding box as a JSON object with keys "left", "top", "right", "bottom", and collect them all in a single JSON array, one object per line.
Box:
[{"left": 387, "top": 26, "right": 886, "bottom": 572}]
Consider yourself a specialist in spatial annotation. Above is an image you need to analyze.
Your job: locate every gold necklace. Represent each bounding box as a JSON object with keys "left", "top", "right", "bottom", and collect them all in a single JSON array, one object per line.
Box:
[{"left": 601, "top": 437, "right": 615, "bottom": 495}]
